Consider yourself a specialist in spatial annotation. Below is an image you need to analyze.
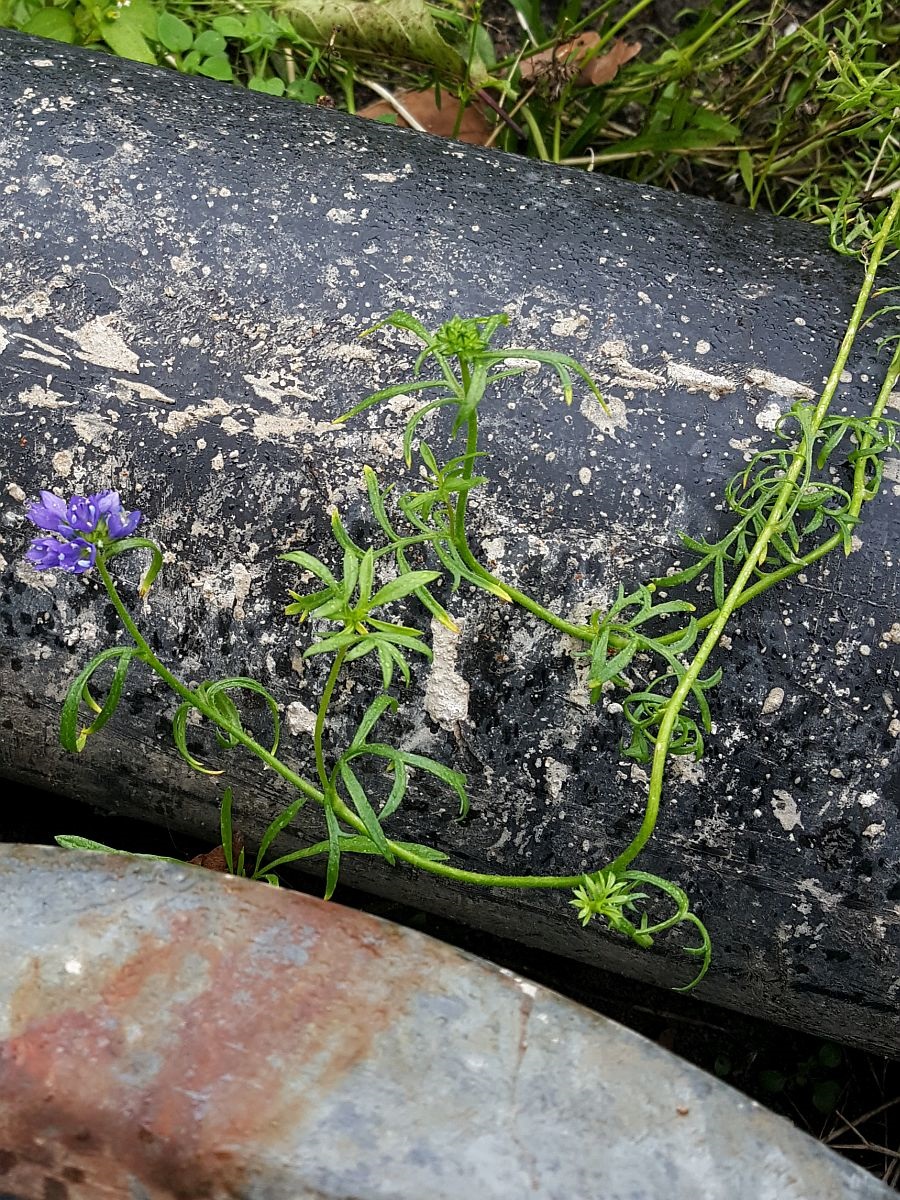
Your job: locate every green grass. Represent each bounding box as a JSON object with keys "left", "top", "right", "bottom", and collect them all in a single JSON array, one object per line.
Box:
[{"left": 2, "top": 0, "right": 896, "bottom": 238}]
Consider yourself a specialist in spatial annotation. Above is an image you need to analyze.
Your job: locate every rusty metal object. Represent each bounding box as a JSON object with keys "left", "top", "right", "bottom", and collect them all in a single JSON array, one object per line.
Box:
[{"left": 0, "top": 845, "right": 890, "bottom": 1199}]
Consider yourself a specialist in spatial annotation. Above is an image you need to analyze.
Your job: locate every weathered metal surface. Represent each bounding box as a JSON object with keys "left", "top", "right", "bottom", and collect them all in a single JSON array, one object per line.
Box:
[
  {"left": 0, "top": 34, "right": 898, "bottom": 1052},
  {"left": 0, "top": 843, "right": 892, "bottom": 1200}
]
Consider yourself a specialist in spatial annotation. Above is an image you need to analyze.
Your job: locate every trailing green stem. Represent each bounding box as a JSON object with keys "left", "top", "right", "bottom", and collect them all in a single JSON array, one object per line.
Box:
[
  {"left": 609, "top": 188, "right": 900, "bottom": 874},
  {"left": 95, "top": 555, "right": 593, "bottom": 889}
]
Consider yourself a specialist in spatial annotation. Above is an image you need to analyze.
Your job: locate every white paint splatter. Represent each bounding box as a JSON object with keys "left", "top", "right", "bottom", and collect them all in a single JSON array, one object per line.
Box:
[
  {"left": 424, "top": 618, "right": 469, "bottom": 729},
  {"left": 51, "top": 449, "right": 73, "bottom": 478},
  {"left": 665, "top": 360, "right": 735, "bottom": 397},
  {"left": 771, "top": 789, "right": 802, "bottom": 831},
  {"left": 286, "top": 701, "right": 317, "bottom": 737},
  {"left": 544, "top": 757, "right": 570, "bottom": 802},
  {"left": 325, "top": 207, "right": 357, "bottom": 224},
  {"left": 550, "top": 314, "right": 589, "bottom": 339},
  {"left": 230, "top": 563, "right": 252, "bottom": 621},
  {"left": 745, "top": 368, "right": 815, "bottom": 399},
  {"left": 761, "top": 687, "right": 785, "bottom": 715},
  {"left": 17, "top": 383, "right": 69, "bottom": 409},
  {"left": 755, "top": 401, "right": 784, "bottom": 431},
  {"left": 57, "top": 314, "right": 140, "bottom": 373},
  {"left": 114, "top": 377, "right": 175, "bottom": 407},
  {"left": 798, "top": 878, "right": 841, "bottom": 912}
]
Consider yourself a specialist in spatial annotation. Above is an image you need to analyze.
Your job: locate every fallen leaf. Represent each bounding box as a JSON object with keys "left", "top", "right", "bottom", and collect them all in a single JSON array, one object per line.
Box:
[
  {"left": 358, "top": 87, "right": 494, "bottom": 144},
  {"left": 190, "top": 832, "right": 244, "bottom": 873},
  {"left": 276, "top": 0, "right": 485, "bottom": 83},
  {"left": 520, "top": 33, "right": 641, "bottom": 88}
]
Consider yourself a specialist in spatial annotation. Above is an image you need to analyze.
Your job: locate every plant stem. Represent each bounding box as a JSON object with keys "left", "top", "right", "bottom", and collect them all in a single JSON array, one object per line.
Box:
[
  {"left": 521, "top": 105, "right": 550, "bottom": 160},
  {"left": 95, "top": 556, "right": 322, "bottom": 809},
  {"left": 451, "top": 412, "right": 595, "bottom": 640},
  {"left": 314, "top": 647, "right": 346, "bottom": 789},
  {"left": 609, "top": 188, "right": 900, "bottom": 875},
  {"left": 96, "top": 555, "right": 588, "bottom": 889}
]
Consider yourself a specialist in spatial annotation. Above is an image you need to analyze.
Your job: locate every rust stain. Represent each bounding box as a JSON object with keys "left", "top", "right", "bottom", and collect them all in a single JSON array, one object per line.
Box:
[{"left": 0, "top": 879, "right": 425, "bottom": 1199}]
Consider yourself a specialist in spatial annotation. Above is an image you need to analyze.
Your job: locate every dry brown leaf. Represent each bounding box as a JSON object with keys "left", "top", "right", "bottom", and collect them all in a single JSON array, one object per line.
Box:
[
  {"left": 358, "top": 87, "right": 494, "bottom": 145},
  {"left": 520, "top": 33, "right": 641, "bottom": 88},
  {"left": 190, "top": 832, "right": 244, "bottom": 873}
]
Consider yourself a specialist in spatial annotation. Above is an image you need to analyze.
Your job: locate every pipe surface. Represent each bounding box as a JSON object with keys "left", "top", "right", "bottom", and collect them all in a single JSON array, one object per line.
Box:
[
  {"left": 0, "top": 844, "right": 893, "bottom": 1200},
  {"left": 0, "top": 34, "right": 898, "bottom": 1051}
]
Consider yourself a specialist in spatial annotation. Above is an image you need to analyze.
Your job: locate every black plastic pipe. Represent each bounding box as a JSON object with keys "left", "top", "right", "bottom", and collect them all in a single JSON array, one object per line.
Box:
[{"left": 1, "top": 33, "right": 898, "bottom": 1052}]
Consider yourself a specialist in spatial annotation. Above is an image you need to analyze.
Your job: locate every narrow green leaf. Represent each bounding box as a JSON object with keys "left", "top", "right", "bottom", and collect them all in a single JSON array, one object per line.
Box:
[
  {"left": 349, "top": 695, "right": 399, "bottom": 750},
  {"left": 371, "top": 570, "right": 442, "bottom": 609},
  {"left": 376, "top": 641, "right": 405, "bottom": 688},
  {"left": 304, "top": 630, "right": 363, "bottom": 657},
  {"left": 172, "top": 701, "right": 223, "bottom": 776},
  {"left": 324, "top": 800, "right": 342, "bottom": 899},
  {"left": 206, "top": 676, "right": 281, "bottom": 755},
  {"left": 285, "top": 585, "right": 334, "bottom": 616},
  {"left": 254, "top": 795, "right": 309, "bottom": 876},
  {"left": 337, "top": 378, "right": 448, "bottom": 424},
  {"left": 281, "top": 549, "right": 339, "bottom": 589},
  {"left": 357, "top": 547, "right": 375, "bottom": 606},
  {"left": 370, "top": 629, "right": 432, "bottom": 656},
  {"left": 399, "top": 750, "right": 468, "bottom": 816},
  {"left": 211, "top": 690, "right": 242, "bottom": 749},
  {"left": 332, "top": 508, "right": 364, "bottom": 557},
  {"left": 713, "top": 553, "right": 726, "bottom": 609},
  {"left": 588, "top": 641, "right": 637, "bottom": 688},
  {"left": 507, "top": 0, "right": 544, "bottom": 44},
  {"left": 360, "top": 309, "right": 432, "bottom": 344},
  {"left": 338, "top": 762, "right": 395, "bottom": 863},
  {"left": 102, "top": 536, "right": 164, "bottom": 597},
  {"left": 54, "top": 835, "right": 184, "bottom": 866},
  {"left": 367, "top": 618, "right": 425, "bottom": 638},
  {"left": 220, "top": 787, "right": 235, "bottom": 873},
  {"left": 60, "top": 648, "right": 133, "bottom": 753},
  {"left": 380, "top": 757, "right": 408, "bottom": 819},
  {"left": 402, "top": 398, "right": 454, "bottom": 466},
  {"left": 343, "top": 636, "right": 379, "bottom": 664},
  {"left": 56, "top": 834, "right": 127, "bottom": 854},
  {"left": 392, "top": 840, "right": 449, "bottom": 862},
  {"left": 364, "top": 465, "right": 398, "bottom": 538}
]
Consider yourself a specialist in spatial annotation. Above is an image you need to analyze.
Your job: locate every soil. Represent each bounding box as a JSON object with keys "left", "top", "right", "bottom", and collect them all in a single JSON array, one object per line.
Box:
[{"left": 5, "top": 782, "right": 899, "bottom": 1190}]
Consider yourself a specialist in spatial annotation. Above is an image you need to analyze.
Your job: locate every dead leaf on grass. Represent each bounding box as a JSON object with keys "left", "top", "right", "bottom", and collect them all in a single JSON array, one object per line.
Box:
[
  {"left": 520, "top": 33, "right": 641, "bottom": 88},
  {"left": 358, "top": 87, "right": 494, "bottom": 144}
]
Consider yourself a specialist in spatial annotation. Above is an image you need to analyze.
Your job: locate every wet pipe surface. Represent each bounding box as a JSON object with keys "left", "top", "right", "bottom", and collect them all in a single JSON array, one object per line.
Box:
[{"left": 0, "top": 33, "right": 898, "bottom": 1053}]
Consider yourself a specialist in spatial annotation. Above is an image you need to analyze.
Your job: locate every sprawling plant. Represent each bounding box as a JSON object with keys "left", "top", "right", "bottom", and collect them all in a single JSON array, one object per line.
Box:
[{"left": 30, "top": 191, "right": 899, "bottom": 991}]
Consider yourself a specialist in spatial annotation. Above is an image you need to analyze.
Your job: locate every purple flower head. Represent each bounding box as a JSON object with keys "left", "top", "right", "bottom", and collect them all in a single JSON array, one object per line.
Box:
[
  {"left": 25, "top": 536, "right": 96, "bottom": 575},
  {"left": 27, "top": 490, "right": 69, "bottom": 534},
  {"left": 106, "top": 505, "right": 141, "bottom": 539},
  {"left": 66, "top": 495, "right": 103, "bottom": 534},
  {"left": 26, "top": 489, "right": 141, "bottom": 552},
  {"left": 91, "top": 490, "right": 122, "bottom": 517}
]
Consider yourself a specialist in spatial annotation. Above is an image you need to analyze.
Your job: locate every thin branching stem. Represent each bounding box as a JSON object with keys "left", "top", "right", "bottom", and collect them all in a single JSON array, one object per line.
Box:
[{"left": 609, "top": 188, "right": 900, "bottom": 874}]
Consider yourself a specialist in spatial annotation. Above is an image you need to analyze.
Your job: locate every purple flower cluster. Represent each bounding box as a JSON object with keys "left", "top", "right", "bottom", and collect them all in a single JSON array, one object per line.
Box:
[{"left": 25, "top": 490, "right": 141, "bottom": 575}]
